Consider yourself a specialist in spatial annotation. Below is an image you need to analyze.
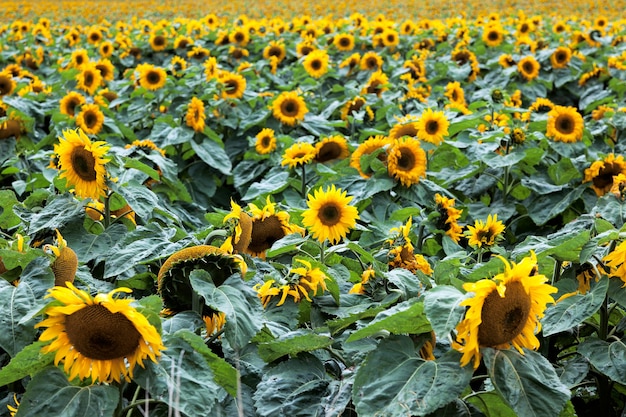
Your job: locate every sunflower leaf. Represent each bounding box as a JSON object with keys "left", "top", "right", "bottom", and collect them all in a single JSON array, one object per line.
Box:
[
  {"left": 352, "top": 336, "right": 473, "bottom": 416},
  {"left": 465, "top": 391, "right": 517, "bottom": 417},
  {"left": 189, "top": 138, "right": 232, "bottom": 175},
  {"left": 16, "top": 366, "right": 119, "bottom": 417},
  {"left": 577, "top": 337, "right": 626, "bottom": 385},
  {"left": 257, "top": 329, "right": 334, "bottom": 363},
  {"left": 483, "top": 348, "right": 571, "bottom": 417},
  {"left": 242, "top": 170, "right": 290, "bottom": 201},
  {"left": 0, "top": 189, "right": 21, "bottom": 229},
  {"left": 0, "top": 341, "right": 55, "bottom": 386},
  {"left": 424, "top": 285, "right": 467, "bottom": 340}
]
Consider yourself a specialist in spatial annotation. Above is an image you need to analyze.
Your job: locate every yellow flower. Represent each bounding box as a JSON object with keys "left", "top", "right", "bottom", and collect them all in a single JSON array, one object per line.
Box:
[
  {"left": 350, "top": 135, "right": 390, "bottom": 178},
  {"left": 59, "top": 91, "right": 86, "bottom": 117},
  {"left": 44, "top": 229, "right": 78, "bottom": 287},
  {"left": 434, "top": 193, "right": 463, "bottom": 243},
  {"left": 218, "top": 71, "right": 246, "bottom": 100},
  {"left": 302, "top": 184, "right": 359, "bottom": 244},
  {"left": 452, "top": 253, "right": 557, "bottom": 369},
  {"left": 255, "top": 128, "right": 277, "bottom": 155},
  {"left": 281, "top": 142, "right": 316, "bottom": 169},
  {"left": 333, "top": 33, "right": 355, "bottom": 51},
  {"left": 76, "top": 62, "right": 103, "bottom": 95},
  {"left": 35, "top": 282, "right": 165, "bottom": 383},
  {"left": 387, "top": 137, "right": 427, "bottom": 187},
  {"left": 550, "top": 46, "right": 572, "bottom": 69},
  {"left": 263, "top": 40, "right": 286, "bottom": 63},
  {"left": 482, "top": 24, "right": 506, "bottom": 47},
  {"left": 465, "top": 214, "right": 505, "bottom": 249},
  {"left": 583, "top": 154, "right": 626, "bottom": 196},
  {"left": 271, "top": 91, "right": 308, "bottom": 126},
  {"left": 303, "top": 49, "right": 330, "bottom": 79},
  {"left": 546, "top": 105, "right": 584, "bottom": 143},
  {"left": 417, "top": 108, "right": 449, "bottom": 145},
  {"left": 185, "top": 97, "right": 206, "bottom": 133},
  {"left": 349, "top": 268, "right": 376, "bottom": 295},
  {"left": 314, "top": 135, "right": 350, "bottom": 163},
  {"left": 604, "top": 240, "right": 626, "bottom": 286},
  {"left": 362, "top": 69, "right": 389, "bottom": 96},
  {"left": 245, "top": 197, "right": 304, "bottom": 258},
  {"left": 253, "top": 259, "right": 328, "bottom": 307},
  {"left": 221, "top": 199, "right": 253, "bottom": 254},
  {"left": 54, "top": 128, "right": 110, "bottom": 201},
  {"left": 76, "top": 103, "right": 105, "bottom": 135},
  {"left": 517, "top": 55, "right": 540, "bottom": 81},
  {"left": 136, "top": 63, "right": 167, "bottom": 91}
]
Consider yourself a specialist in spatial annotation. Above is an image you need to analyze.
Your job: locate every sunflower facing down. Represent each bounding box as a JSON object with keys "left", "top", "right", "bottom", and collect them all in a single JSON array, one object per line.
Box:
[
  {"left": 452, "top": 253, "right": 557, "bottom": 369},
  {"left": 35, "top": 283, "right": 165, "bottom": 383},
  {"left": 387, "top": 137, "right": 427, "bottom": 187},
  {"left": 76, "top": 103, "right": 105, "bottom": 135},
  {"left": 583, "top": 153, "right": 626, "bottom": 196},
  {"left": 302, "top": 184, "right": 359, "bottom": 244},
  {"left": 271, "top": 91, "right": 308, "bottom": 126},
  {"left": 546, "top": 105, "right": 584, "bottom": 143},
  {"left": 221, "top": 200, "right": 253, "bottom": 254},
  {"left": 185, "top": 97, "right": 206, "bottom": 133},
  {"left": 45, "top": 229, "right": 78, "bottom": 287},
  {"left": 54, "top": 128, "right": 110, "bottom": 201}
]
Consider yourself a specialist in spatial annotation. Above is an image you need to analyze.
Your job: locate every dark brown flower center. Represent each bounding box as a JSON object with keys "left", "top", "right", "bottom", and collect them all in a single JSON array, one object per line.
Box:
[
  {"left": 153, "top": 35, "right": 165, "bottom": 46},
  {"left": 84, "top": 111, "right": 97, "bottom": 128},
  {"left": 147, "top": 70, "right": 161, "bottom": 85},
  {"left": 248, "top": 215, "right": 285, "bottom": 254},
  {"left": 65, "top": 304, "right": 141, "bottom": 360},
  {"left": 319, "top": 203, "right": 340, "bottom": 226},
  {"left": 0, "top": 76, "right": 12, "bottom": 95},
  {"left": 478, "top": 281, "right": 531, "bottom": 346},
  {"left": 556, "top": 114, "right": 574, "bottom": 134},
  {"left": 310, "top": 59, "right": 322, "bottom": 70},
  {"left": 488, "top": 31, "right": 499, "bottom": 41},
  {"left": 70, "top": 147, "right": 97, "bottom": 181},
  {"left": 316, "top": 142, "right": 343, "bottom": 162},
  {"left": 339, "top": 37, "right": 350, "bottom": 47},
  {"left": 593, "top": 162, "right": 620, "bottom": 190},
  {"left": 425, "top": 120, "right": 440, "bottom": 135},
  {"left": 84, "top": 71, "right": 94, "bottom": 86},
  {"left": 397, "top": 147, "right": 416, "bottom": 171},
  {"left": 65, "top": 98, "right": 79, "bottom": 115},
  {"left": 522, "top": 61, "right": 535, "bottom": 74},
  {"left": 555, "top": 51, "right": 568, "bottom": 63},
  {"left": 281, "top": 99, "right": 299, "bottom": 117}
]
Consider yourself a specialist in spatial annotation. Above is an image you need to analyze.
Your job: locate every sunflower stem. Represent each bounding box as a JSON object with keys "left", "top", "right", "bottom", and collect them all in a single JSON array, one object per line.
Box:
[
  {"left": 103, "top": 190, "right": 112, "bottom": 229},
  {"left": 300, "top": 164, "right": 307, "bottom": 199},
  {"left": 119, "top": 399, "right": 167, "bottom": 416},
  {"left": 125, "top": 384, "right": 142, "bottom": 417},
  {"left": 319, "top": 241, "right": 326, "bottom": 264}
]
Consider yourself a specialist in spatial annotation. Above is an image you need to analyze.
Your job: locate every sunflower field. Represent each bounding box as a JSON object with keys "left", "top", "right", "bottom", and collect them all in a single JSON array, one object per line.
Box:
[{"left": 2, "top": 0, "right": 626, "bottom": 416}]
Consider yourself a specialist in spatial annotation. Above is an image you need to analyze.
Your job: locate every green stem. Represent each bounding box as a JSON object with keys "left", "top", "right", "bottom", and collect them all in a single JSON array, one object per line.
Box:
[
  {"left": 319, "top": 240, "right": 326, "bottom": 265},
  {"left": 103, "top": 190, "right": 112, "bottom": 229},
  {"left": 125, "top": 385, "right": 142, "bottom": 417},
  {"left": 301, "top": 164, "right": 307, "bottom": 199},
  {"left": 552, "top": 260, "right": 562, "bottom": 286},
  {"left": 119, "top": 399, "right": 167, "bottom": 416}
]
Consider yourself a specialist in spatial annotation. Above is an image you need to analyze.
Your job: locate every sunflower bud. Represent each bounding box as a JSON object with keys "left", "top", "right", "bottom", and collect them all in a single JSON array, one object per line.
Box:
[{"left": 491, "top": 89, "right": 504, "bottom": 103}]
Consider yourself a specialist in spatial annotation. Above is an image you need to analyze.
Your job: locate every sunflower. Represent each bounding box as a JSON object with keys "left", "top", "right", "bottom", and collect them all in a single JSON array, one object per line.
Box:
[
  {"left": 362, "top": 69, "right": 389, "bottom": 96},
  {"left": 360, "top": 51, "right": 383, "bottom": 71},
  {"left": 45, "top": 230, "right": 78, "bottom": 287},
  {"left": 452, "top": 253, "right": 557, "bottom": 369},
  {"left": 218, "top": 71, "right": 246, "bottom": 100},
  {"left": 517, "top": 56, "right": 540, "bottom": 81},
  {"left": 434, "top": 193, "right": 463, "bottom": 243},
  {"left": 95, "top": 59, "right": 115, "bottom": 81},
  {"left": 255, "top": 128, "right": 277, "bottom": 155},
  {"left": 203, "top": 311, "right": 226, "bottom": 336},
  {"left": 59, "top": 91, "right": 86, "bottom": 117},
  {"left": 444, "top": 81, "right": 466, "bottom": 107},
  {"left": 604, "top": 240, "right": 626, "bottom": 286},
  {"left": 498, "top": 54, "right": 516, "bottom": 68},
  {"left": 302, "top": 184, "right": 359, "bottom": 244},
  {"left": 303, "top": 49, "right": 330, "bottom": 79},
  {"left": 550, "top": 46, "right": 571, "bottom": 69},
  {"left": 99, "top": 41, "right": 114, "bottom": 58},
  {"left": 203, "top": 57, "right": 219, "bottom": 80},
  {"left": 314, "top": 135, "right": 350, "bottom": 163},
  {"left": 149, "top": 33, "right": 167, "bottom": 52},
  {"left": 187, "top": 46, "right": 210, "bottom": 61},
  {"left": 389, "top": 115, "right": 419, "bottom": 140},
  {"left": 76, "top": 62, "right": 103, "bottom": 95},
  {"left": 69, "top": 49, "right": 89, "bottom": 69},
  {"left": 583, "top": 154, "right": 626, "bottom": 196},
  {"left": 0, "top": 72, "right": 15, "bottom": 97},
  {"left": 262, "top": 40, "right": 286, "bottom": 63},
  {"left": 417, "top": 108, "right": 449, "bottom": 145},
  {"left": 169, "top": 56, "right": 188, "bottom": 77},
  {"left": 245, "top": 197, "right": 304, "bottom": 257},
  {"left": 465, "top": 214, "right": 505, "bottom": 249},
  {"left": 54, "top": 128, "right": 110, "bottom": 200},
  {"left": 349, "top": 268, "right": 377, "bottom": 295},
  {"left": 137, "top": 63, "right": 167, "bottom": 91},
  {"left": 350, "top": 135, "right": 391, "bottom": 178},
  {"left": 339, "top": 53, "right": 361, "bottom": 75},
  {"left": 35, "top": 282, "right": 165, "bottom": 383},
  {"left": 86, "top": 27, "right": 103, "bottom": 44},
  {"left": 76, "top": 104, "right": 105, "bottom": 135},
  {"left": 157, "top": 245, "right": 247, "bottom": 314},
  {"left": 229, "top": 27, "right": 250, "bottom": 46},
  {"left": 482, "top": 24, "right": 505, "bottom": 47},
  {"left": 271, "top": 91, "right": 308, "bottom": 126},
  {"left": 387, "top": 137, "right": 427, "bottom": 187},
  {"left": 387, "top": 218, "right": 433, "bottom": 274},
  {"left": 546, "top": 105, "right": 584, "bottom": 143},
  {"left": 221, "top": 200, "right": 253, "bottom": 254},
  {"left": 185, "top": 97, "right": 206, "bottom": 133},
  {"left": 340, "top": 96, "right": 366, "bottom": 120},
  {"left": 281, "top": 142, "right": 316, "bottom": 169},
  {"left": 253, "top": 259, "right": 328, "bottom": 307},
  {"left": 333, "top": 33, "right": 355, "bottom": 51}
]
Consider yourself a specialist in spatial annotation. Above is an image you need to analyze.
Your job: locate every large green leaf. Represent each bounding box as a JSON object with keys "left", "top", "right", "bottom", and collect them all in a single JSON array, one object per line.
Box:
[
  {"left": 258, "top": 329, "right": 334, "bottom": 362},
  {"left": 16, "top": 367, "right": 119, "bottom": 417},
  {"left": 541, "top": 277, "right": 608, "bottom": 336},
  {"left": 253, "top": 354, "right": 330, "bottom": 417},
  {"left": 115, "top": 181, "right": 160, "bottom": 219},
  {"left": 189, "top": 138, "right": 232, "bottom": 175},
  {"left": 189, "top": 271, "right": 263, "bottom": 348},
  {"left": 353, "top": 336, "right": 473, "bottom": 416},
  {"left": 326, "top": 304, "right": 387, "bottom": 336},
  {"left": 0, "top": 189, "right": 21, "bottom": 229},
  {"left": 578, "top": 337, "right": 626, "bottom": 385},
  {"left": 527, "top": 186, "right": 586, "bottom": 226},
  {"left": 63, "top": 222, "right": 127, "bottom": 263},
  {"left": 608, "top": 277, "right": 626, "bottom": 308},
  {"left": 242, "top": 171, "right": 290, "bottom": 200},
  {"left": 466, "top": 391, "right": 517, "bottom": 417},
  {"left": 0, "top": 341, "right": 55, "bottom": 386},
  {"left": 347, "top": 299, "right": 431, "bottom": 342},
  {"left": 483, "top": 348, "right": 571, "bottom": 417},
  {"left": 424, "top": 285, "right": 467, "bottom": 340},
  {"left": 17, "top": 194, "right": 85, "bottom": 236}
]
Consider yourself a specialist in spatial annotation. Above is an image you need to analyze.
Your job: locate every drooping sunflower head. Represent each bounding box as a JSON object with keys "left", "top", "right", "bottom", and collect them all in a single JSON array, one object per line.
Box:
[
  {"left": 218, "top": 71, "right": 246, "bottom": 100},
  {"left": 157, "top": 245, "right": 247, "bottom": 314},
  {"left": 517, "top": 55, "right": 540, "bottom": 81},
  {"left": 59, "top": 91, "right": 86, "bottom": 117},
  {"left": 546, "top": 105, "right": 584, "bottom": 143},
  {"left": 245, "top": 197, "right": 304, "bottom": 258},
  {"left": 254, "top": 128, "right": 277, "bottom": 155},
  {"left": 314, "top": 135, "right": 350, "bottom": 163},
  {"left": 302, "top": 184, "right": 359, "bottom": 244},
  {"left": 452, "top": 253, "right": 557, "bottom": 369},
  {"left": 221, "top": 200, "right": 253, "bottom": 254},
  {"left": 185, "top": 97, "right": 206, "bottom": 133},
  {"left": 417, "top": 108, "right": 450, "bottom": 145},
  {"left": 271, "top": 91, "right": 308, "bottom": 126},
  {"left": 35, "top": 283, "right": 165, "bottom": 383},
  {"left": 281, "top": 141, "right": 316, "bottom": 169},
  {"left": 387, "top": 137, "right": 427, "bottom": 187},
  {"left": 54, "top": 128, "right": 110, "bottom": 201},
  {"left": 76, "top": 103, "right": 105, "bottom": 135},
  {"left": 350, "top": 135, "right": 391, "bottom": 178},
  {"left": 583, "top": 153, "right": 626, "bottom": 196},
  {"left": 137, "top": 63, "right": 167, "bottom": 91},
  {"left": 434, "top": 193, "right": 464, "bottom": 243},
  {"left": 45, "top": 229, "right": 78, "bottom": 287}
]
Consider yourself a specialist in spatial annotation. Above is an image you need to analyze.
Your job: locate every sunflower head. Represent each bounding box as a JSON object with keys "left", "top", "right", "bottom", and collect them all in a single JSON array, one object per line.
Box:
[
  {"left": 546, "top": 105, "right": 584, "bottom": 143},
  {"left": 303, "top": 49, "right": 330, "bottom": 79},
  {"left": 157, "top": 245, "right": 247, "bottom": 314},
  {"left": 271, "top": 91, "right": 308, "bottom": 126},
  {"left": 302, "top": 184, "right": 359, "bottom": 244},
  {"left": 314, "top": 135, "right": 350, "bottom": 163},
  {"left": 245, "top": 197, "right": 304, "bottom": 258},
  {"left": 76, "top": 103, "right": 105, "bottom": 135},
  {"left": 465, "top": 214, "right": 505, "bottom": 249},
  {"left": 417, "top": 108, "right": 450, "bottom": 145},
  {"left": 35, "top": 283, "right": 165, "bottom": 383},
  {"left": 583, "top": 154, "right": 626, "bottom": 196},
  {"left": 59, "top": 91, "right": 86, "bottom": 117},
  {"left": 387, "top": 137, "right": 427, "bottom": 187},
  {"left": 45, "top": 229, "right": 78, "bottom": 287},
  {"left": 137, "top": 63, "right": 167, "bottom": 91},
  {"left": 185, "top": 97, "right": 206, "bottom": 133},
  {"left": 222, "top": 200, "right": 253, "bottom": 254},
  {"left": 350, "top": 135, "right": 391, "bottom": 178},
  {"left": 218, "top": 71, "right": 246, "bottom": 100},
  {"left": 255, "top": 128, "right": 277, "bottom": 155},
  {"left": 517, "top": 55, "right": 540, "bottom": 81},
  {"left": 281, "top": 141, "right": 316, "bottom": 169}
]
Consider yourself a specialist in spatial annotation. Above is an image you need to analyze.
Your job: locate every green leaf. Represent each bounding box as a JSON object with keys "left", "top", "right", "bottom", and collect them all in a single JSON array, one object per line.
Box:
[
  {"left": 527, "top": 186, "right": 586, "bottom": 226},
  {"left": 123, "top": 158, "right": 160, "bottom": 180},
  {"left": 548, "top": 158, "right": 581, "bottom": 185},
  {"left": 353, "top": 336, "right": 473, "bottom": 416},
  {"left": 466, "top": 391, "right": 517, "bottom": 417},
  {"left": 253, "top": 354, "right": 330, "bottom": 417},
  {"left": 17, "top": 367, "right": 119, "bottom": 417},
  {"left": 385, "top": 268, "right": 423, "bottom": 299},
  {"left": 189, "top": 138, "right": 232, "bottom": 175},
  {"left": 424, "top": 285, "right": 467, "bottom": 340},
  {"left": 556, "top": 354, "right": 590, "bottom": 388},
  {"left": 608, "top": 278, "right": 626, "bottom": 309},
  {"left": 265, "top": 233, "right": 307, "bottom": 258},
  {"left": 347, "top": 299, "right": 431, "bottom": 342},
  {"left": 542, "top": 277, "right": 608, "bottom": 336},
  {"left": 0, "top": 190, "right": 21, "bottom": 229},
  {"left": 0, "top": 341, "right": 55, "bottom": 386},
  {"left": 578, "top": 337, "right": 626, "bottom": 385},
  {"left": 483, "top": 348, "right": 571, "bottom": 417},
  {"left": 258, "top": 329, "right": 334, "bottom": 362},
  {"left": 189, "top": 271, "right": 263, "bottom": 348},
  {"left": 326, "top": 305, "right": 387, "bottom": 336},
  {"left": 175, "top": 329, "right": 238, "bottom": 397},
  {"left": 115, "top": 181, "right": 160, "bottom": 219},
  {"left": 242, "top": 171, "right": 290, "bottom": 200},
  {"left": 63, "top": 222, "right": 127, "bottom": 263},
  {"left": 16, "top": 194, "right": 85, "bottom": 236}
]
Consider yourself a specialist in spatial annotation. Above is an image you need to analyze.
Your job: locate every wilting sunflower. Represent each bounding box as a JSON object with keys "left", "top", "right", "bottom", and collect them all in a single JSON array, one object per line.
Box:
[
  {"left": 517, "top": 56, "right": 540, "bottom": 81},
  {"left": 59, "top": 91, "right": 86, "bottom": 117},
  {"left": 417, "top": 108, "right": 449, "bottom": 145},
  {"left": 255, "top": 128, "right": 277, "bottom": 155},
  {"left": 76, "top": 62, "right": 103, "bottom": 96},
  {"left": 54, "top": 128, "right": 110, "bottom": 201},
  {"left": 137, "top": 63, "right": 167, "bottom": 91},
  {"left": 550, "top": 46, "right": 571, "bottom": 69},
  {"left": 387, "top": 137, "right": 427, "bottom": 187},
  {"left": 387, "top": 218, "right": 433, "bottom": 274},
  {"left": 349, "top": 268, "right": 377, "bottom": 295},
  {"left": 218, "top": 71, "right": 246, "bottom": 99},
  {"left": 333, "top": 33, "right": 355, "bottom": 51},
  {"left": 253, "top": 259, "right": 328, "bottom": 307},
  {"left": 45, "top": 229, "right": 78, "bottom": 287},
  {"left": 434, "top": 193, "right": 463, "bottom": 243},
  {"left": 158, "top": 245, "right": 247, "bottom": 314},
  {"left": 271, "top": 91, "right": 308, "bottom": 126},
  {"left": 245, "top": 197, "right": 304, "bottom": 258},
  {"left": 350, "top": 135, "right": 390, "bottom": 178},
  {"left": 76, "top": 104, "right": 105, "bottom": 135},
  {"left": 302, "top": 184, "right": 359, "bottom": 244},
  {"left": 452, "top": 253, "right": 557, "bottom": 369},
  {"left": 546, "top": 105, "right": 584, "bottom": 143},
  {"left": 262, "top": 40, "right": 286, "bottom": 63},
  {"left": 360, "top": 51, "right": 383, "bottom": 71},
  {"left": 604, "top": 240, "right": 626, "bottom": 286},
  {"left": 0, "top": 72, "right": 15, "bottom": 97},
  {"left": 465, "top": 214, "right": 505, "bottom": 249},
  {"left": 583, "top": 154, "right": 626, "bottom": 196},
  {"left": 314, "top": 135, "right": 350, "bottom": 163},
  {"left": 303, "top": 49, "right": 330, "bottom": 79},
  {"left": 281, "top": 142, "right": 316, "bottom": 169},
  {"left": 221, "top": 200, "right": 253, "bottom": 254},
  {"left": 35, "top": 283, "right": 165, "bottom": 383},
  {"left": 185, "top": 97, "right": 206, "bottom": 133}
]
